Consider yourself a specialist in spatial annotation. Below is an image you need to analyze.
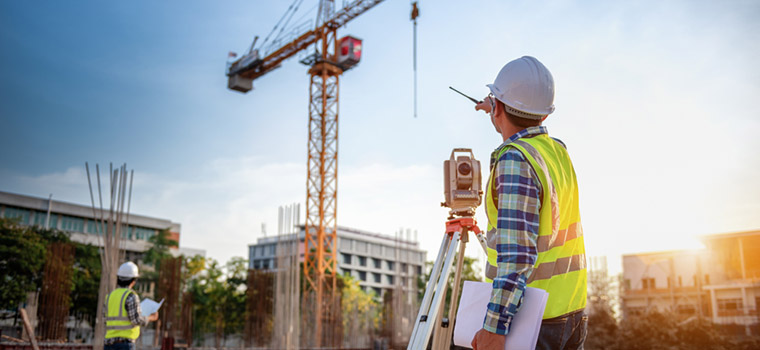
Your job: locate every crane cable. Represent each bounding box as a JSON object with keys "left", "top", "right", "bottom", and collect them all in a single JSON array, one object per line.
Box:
[
  {"left": 259, "top": 0, "right": 305, "bottom": 56},
  {"left": 411, "top": 1, "right": 420, "bottom": 118}
]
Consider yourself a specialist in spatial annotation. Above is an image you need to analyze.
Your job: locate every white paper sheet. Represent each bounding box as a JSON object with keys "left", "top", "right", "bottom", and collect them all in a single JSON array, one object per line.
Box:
[
  {"left": 140, "top": 298, "right": 164, "bottom": 316},
  {"left": 453, "top": 281, "right": 548, "bottom": 350}
]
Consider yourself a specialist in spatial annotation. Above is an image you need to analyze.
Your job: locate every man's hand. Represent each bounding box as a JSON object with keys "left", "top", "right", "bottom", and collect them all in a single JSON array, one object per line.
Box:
[
  {"left": 475, "top": 96, "right": 493, "bottom": 114},
  {"left": 471, "top": 328, "right": 506, "bottom": 350},
  {"left": 148, "top": 312, "right": 159, "bottom": 322}
]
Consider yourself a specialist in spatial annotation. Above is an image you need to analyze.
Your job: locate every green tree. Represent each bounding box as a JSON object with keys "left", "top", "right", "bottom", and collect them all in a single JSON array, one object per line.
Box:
[
  {"left": 186, "top": 257, "right": 248, "bottom": 347},
  {"left": 70, "top": 242, "right": 102, "bottom": 326},
  {"left": 585, "top": 271, "right": 619, "bottom": 349},
  {"left": 143, "top": 228, "right": 177, "bottom": 267},
  {"left": 140, "top": 228, "right": 178, "bottom": 291},
  {"left": 418, "top": 256, "right": 482, "bottom": 318},
  {"left": 342, "top": 274, "right": 379, "bottom": 337},
  {"left": 0, "top": 218, "right": 47, "bottom": 310},
  {"left": 222, "top": 257, "right": 248, "bottom": 340}
]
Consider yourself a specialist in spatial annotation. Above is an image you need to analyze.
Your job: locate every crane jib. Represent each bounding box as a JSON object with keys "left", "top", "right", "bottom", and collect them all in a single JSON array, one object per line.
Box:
[{"left": 232, "top": 0, "right": 385, "bottom": 81}]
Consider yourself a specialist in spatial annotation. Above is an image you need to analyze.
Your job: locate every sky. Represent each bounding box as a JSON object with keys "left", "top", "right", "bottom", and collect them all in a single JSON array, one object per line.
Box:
[{"left": 1, "top": 0, "right": 759, "bottom": 276}]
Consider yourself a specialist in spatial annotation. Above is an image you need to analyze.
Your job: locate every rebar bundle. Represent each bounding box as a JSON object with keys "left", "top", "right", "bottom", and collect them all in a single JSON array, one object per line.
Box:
[
  {"left": 157, "top": 257, "right": 182, "bottom": 342},
  {"left": 38, "top": 242, "right": 75, "bottom": 341},
  {"left": 272, "top": 204, "right": 300, "bottom": 350},
  {"left": 85, "top": 163, "right": 133, "bottom": 350},
  {"left": 244, "top": 269, "right": 274, "bottom": 346}
]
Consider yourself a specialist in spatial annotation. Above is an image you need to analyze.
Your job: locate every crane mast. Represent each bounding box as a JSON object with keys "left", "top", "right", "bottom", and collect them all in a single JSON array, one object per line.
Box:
[{"left": 226, "top": 1, "right": 385, "bottom": 347}]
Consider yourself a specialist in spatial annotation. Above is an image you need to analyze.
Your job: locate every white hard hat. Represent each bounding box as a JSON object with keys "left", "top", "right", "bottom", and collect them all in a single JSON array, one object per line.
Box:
[
  {"left": 487, "top": 56, "right": 555, "bottom": 120},
  {"left": 117, "top": 262, "right": 139, "bottom": 278}
]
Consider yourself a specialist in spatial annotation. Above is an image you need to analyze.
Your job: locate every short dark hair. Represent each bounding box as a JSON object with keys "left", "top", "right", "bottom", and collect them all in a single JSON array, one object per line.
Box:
[
  {"left": 497, "top": 100, "right": 542, "bottom": 128},
  {"left": 117, "top": 277, "right": 136, "bottom": 288}
]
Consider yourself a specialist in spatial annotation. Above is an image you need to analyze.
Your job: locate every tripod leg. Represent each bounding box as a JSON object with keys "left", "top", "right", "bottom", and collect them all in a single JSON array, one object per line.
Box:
[
  {"left": 410, "top": 231, "right": 460, "bottom": 350},
  {"left": 435, "top": 232, "right": 469, "bottom": 350},
  {"left": 407, "top": 233, "right": 451, "bottom": 350}
]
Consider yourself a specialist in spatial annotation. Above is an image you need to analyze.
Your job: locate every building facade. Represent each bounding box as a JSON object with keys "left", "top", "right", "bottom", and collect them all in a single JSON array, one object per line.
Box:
[
  {"left": 0, "top": 190, "right": 204, "bottom": 270},
  {"left": 249, "top": 225, "right": 426, "bottom": 297},
  {"left": 622, "top": 230, "right": 760, "bottom": 334}
]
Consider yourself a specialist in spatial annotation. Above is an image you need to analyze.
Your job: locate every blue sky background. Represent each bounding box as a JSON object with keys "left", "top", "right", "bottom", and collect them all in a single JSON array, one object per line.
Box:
[{"left": 2, "top": 0, "right": 759, "bottom": 275}]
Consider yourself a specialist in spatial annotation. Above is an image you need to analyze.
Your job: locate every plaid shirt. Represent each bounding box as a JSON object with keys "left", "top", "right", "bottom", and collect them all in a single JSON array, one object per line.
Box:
[
  {"left": 483, "top": 126, "right": 546, "bottom": 335},
  {"left": 104, "top": 290, "right": 149, "bottom": 344}
]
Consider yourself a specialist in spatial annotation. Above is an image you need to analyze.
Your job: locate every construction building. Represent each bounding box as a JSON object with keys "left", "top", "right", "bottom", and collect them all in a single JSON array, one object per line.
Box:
[
  {"left": 249, "top": 225, "right": 426, "bottom": 297},
  {"left": 0, "top": 190, "right": 205, "bottom": 293},
  {"left": 622, "top": 229, "right": 760, "bottom": 334}
]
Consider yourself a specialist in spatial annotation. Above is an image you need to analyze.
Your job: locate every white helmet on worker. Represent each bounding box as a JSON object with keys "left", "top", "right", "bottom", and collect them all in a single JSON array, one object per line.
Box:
[
  {"left": 487, "top": 56, "right": 555, "bottom": 120},
  {"left": 117, "top": 261, "right": 139, "bottom": 278}
]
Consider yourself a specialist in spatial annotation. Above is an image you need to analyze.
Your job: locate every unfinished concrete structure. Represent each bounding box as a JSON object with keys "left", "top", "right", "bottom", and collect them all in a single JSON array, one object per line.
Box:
[{"left": 622, "top": 229, "right": 760, "bottom": 335}]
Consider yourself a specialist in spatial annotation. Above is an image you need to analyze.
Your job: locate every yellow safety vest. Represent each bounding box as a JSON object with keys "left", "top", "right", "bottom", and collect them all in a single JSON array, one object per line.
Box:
[
  {"left": 484, "top": 133, "right": 586, "bottom": 319},
  {"left": 105, "top": 288, "right": 140, "bottom": 340}
]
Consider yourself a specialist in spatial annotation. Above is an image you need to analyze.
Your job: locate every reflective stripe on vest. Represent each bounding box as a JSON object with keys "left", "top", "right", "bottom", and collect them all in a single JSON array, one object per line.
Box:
[
  {"left": 484, "top": 134, "right": 586, "bottom": 319},
  {"left": 105, "top": 288, "right": 140, "bottom": 340}
]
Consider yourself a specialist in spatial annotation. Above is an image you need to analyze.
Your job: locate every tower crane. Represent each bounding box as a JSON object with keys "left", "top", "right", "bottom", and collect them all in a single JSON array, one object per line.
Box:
[{"left": 226, "top": 0, "right": 386, "bottom": 346}]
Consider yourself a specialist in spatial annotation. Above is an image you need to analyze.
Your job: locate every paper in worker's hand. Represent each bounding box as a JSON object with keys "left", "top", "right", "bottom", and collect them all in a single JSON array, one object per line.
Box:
[
  {"left": 453, "top": 281, "right": 548, "bottom": 350},
  {"left": 140, "top": 298, "right": 164, "bottom": 316}
]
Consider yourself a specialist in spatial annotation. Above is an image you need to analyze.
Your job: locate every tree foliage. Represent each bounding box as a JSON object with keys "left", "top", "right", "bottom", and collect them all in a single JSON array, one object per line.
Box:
[
  {"left": 70, "top": 242, "right": 101, "bottom": 324},
  {"left": 0, "top": 218, "right": 70, "bottom": 311},
  {"left": 185, "top": 256, "right": 248, "bottom": 346},
  {"left": 418, "top": 256, "right": 482, "bottom": 317},
  {"left": 0, "top": 218, "right": 47, "bottom": 310}
]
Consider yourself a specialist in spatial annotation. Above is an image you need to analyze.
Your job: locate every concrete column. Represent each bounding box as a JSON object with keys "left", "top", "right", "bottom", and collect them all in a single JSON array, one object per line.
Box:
[
  {"left": 710, "top": 288, "right": 718, "bottom": 322},
  {"left": 739, "top": 238, "right": 751, "bottom": 336}
]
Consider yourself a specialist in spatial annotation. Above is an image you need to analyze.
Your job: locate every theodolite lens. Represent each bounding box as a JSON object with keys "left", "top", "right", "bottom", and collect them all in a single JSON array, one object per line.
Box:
[{"left": 458, "top": 162, "right": 472, "bottom": 176}]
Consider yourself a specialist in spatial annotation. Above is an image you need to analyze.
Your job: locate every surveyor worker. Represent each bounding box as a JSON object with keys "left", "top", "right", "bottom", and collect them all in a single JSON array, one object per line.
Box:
[
  {"left": 471, "top": 56, "right": 587, "bottom": 350},
  {"left": 104, "top": 262, "right": 158, "bottom": 350}
]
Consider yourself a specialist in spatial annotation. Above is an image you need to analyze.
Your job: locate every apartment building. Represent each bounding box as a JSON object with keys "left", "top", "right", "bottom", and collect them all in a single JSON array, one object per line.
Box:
[{"left": 249, "top": 225, "right": 426, "bottom": 297}]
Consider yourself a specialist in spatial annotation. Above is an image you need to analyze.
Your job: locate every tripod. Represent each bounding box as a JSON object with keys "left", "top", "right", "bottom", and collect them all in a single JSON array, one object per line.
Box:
[{"left": 407, "top": 215, "right": 488, "bottom": 350}]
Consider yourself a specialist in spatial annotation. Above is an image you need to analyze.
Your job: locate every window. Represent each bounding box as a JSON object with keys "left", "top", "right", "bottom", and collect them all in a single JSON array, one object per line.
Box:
[
  {"left": 386, "top": 275, "right": 394, "bottom": 285},
  {"left": 344, "top": 269, "right": 352, "bottom": 277},
  {"left": 677, "top": 304, "right": 696, "bottom": 315},
  {"left": 417, "top": 266, "right": 422, "bottom": 275},
  {"left": 356, "top": 241, "right": 367, "bottom": 253},
  {"left": 372, "top": 258, "right": 381, "bottom": 269},
  {"left": 268, "top": 244, "right": 276, "bottom": 255},
  {"left": 255, "top": 246, "right": 264, "bottom": 257},
  {"left": 373, "top": 273, "right": 381, "bottom": 283},
  {"left": 61, "top": 215, "right": 84, "bottom": 232},
  {"left": 4, "top": 207, "right": 31, "bottom": 224},
  {"left": 402, "top": 263, "right": 408, "bottom": 274},
  {"left": 642, "top": 278, "right": 655, "bottom": 289},
  {"left": 358, "top": 256, "right": 367, "bottom": 267},
  {"left": 358, "top": 271, "right": 366, "bottom": 281},
  {"left": 340, "top": 238, "right": 352, "bottom": 250},
  {"left": 718, "top": 298, "right": 743, "bottom": 316},
  {"left": 342, "top": 253, "right": 352, "bottom": 265},
  {"left": 385, "top": 247, "right": 396, "bottom": 257},
  {"left": 372, "top": 244, "right": 382, "bottom": 256},
  {"left": 372, "top": 287, "right": 382, "bottom": 296},
  {"left": 386, "top": 261, "right": 395, "bottom": 271},
  {"left": 86, "top": 220, "right": 101, "bottom": 234},
  {"left": 33, "top": 211, "right": 48, "bottom": 226},
  {"left": 254, "top": 260, "right": 261, "bottom": 269},
  {"left": 133, "top": 226, "right": 156, "bottom": 241},
  {"left": 624, "top": 279, "right": 631, "bottom": 290},
  {"left": 678, "top": 276, "right": 682, "bottom": 287}
]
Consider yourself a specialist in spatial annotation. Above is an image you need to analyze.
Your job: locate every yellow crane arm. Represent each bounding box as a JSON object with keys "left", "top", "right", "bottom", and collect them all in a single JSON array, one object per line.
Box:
[{"left": 230, "top": 0, "right": 385, "bottom": 82}]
